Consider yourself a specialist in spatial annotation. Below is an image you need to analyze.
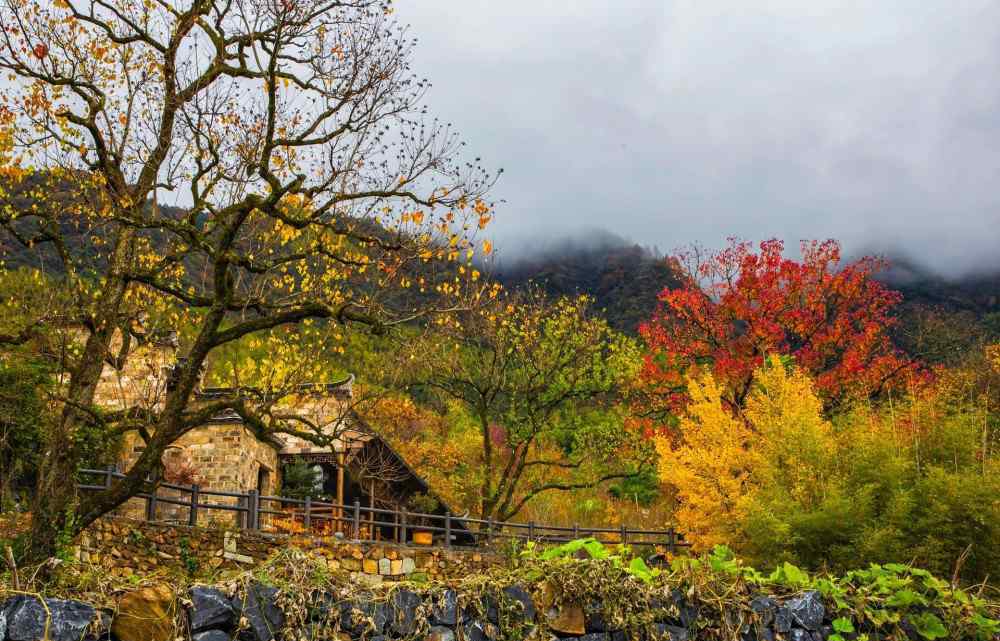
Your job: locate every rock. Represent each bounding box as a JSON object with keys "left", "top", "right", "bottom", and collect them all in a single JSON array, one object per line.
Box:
[
  {"left": 749, "top": 596, "right": 777, "bottom": 627},
  {"left": 788, "top": 630, "right": 811, "bottom": 641},
  {"left": 653, "top": 624, "right": 688, "bottom": 641},
  {"left": 363, "top": 559, "right": 379, "bottom": 574},
  {"left": 342, "top": 599, "right": 390, "bottom": 636},
  {"left": 389, "top": 589, "right": 423, "bottom": 637},
  {"left": 189, "top": 586, "right": 235, "bottom": 632},
  {"left": 5, "top": 596, "right": 96, "bottom": 641},
  {"left": 584, "top": 601, "right": 606, "bottom": 633},
  {"left": 502, "top": 586, "right": 536, "bottom": 622},
  {"left": 785, "top": 592, "right": 824, "bottom": 631},
  {"left": 546, "top": 603, "right": 586, "bottom": 637},
  {"left": 669, "top": 590, "right": 698, "bottom": 629},
  {"left": 194, "top": 631, "right": 233, "bottom": 641},
  {"left": 112, "top": 586, "right": 175, "bottom": 641},
  {"left": 430, "top": 590, "right": 459, "bottom": 627},
  {"left": 773, "top": 606, "right": 792, "bottom": 635},
  {"left": 579, "top": 634, "right": 610, "bottom": 641},
  {"left": 232, "top": 583, "right": 285, "bottom": 641},
  {"left": 462, "top": 619, "right": 498, "bottom": 641},
  {"left": 402, "top": 558, "right": 417, "bottom": 574},
  {"left": 426, "top": 625, "right": 456, "bottom": 641},
  {"left": 379, "top": 558, "right": 391, "bottom": 576}
]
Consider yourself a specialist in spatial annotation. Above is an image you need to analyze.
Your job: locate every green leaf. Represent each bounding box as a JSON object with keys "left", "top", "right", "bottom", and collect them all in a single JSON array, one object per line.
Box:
[
  {"left": 832, "top": 617, "right": 855, "bottom": 633},
  {"left": 909, "top": 612, "right": 948, "bottom": 640},
  {"left": 886, "top": 588, "right": 926, "bottom": 608},
  {"left": 628, "top": 557, "right": 653, "bottom": 583}
]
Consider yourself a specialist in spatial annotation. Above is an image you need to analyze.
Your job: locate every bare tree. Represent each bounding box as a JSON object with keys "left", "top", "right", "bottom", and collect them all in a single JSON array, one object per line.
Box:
[{"left": 0, "top": 0, "right": 495, "bottom": 559}]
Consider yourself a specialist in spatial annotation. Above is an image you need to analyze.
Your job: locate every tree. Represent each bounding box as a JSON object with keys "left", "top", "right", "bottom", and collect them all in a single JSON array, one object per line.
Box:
[
  {"left": 0, "top": 0, "right": 495, "bottom": 559},
  {"left": 407, "top": 291, "right": 649, "bottom": 522},
  {"left": 639, "top": 238, "right": 913, "bottom": 414}
]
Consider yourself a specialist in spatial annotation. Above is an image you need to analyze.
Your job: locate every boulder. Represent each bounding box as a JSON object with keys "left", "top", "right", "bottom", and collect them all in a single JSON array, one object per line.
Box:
[
  {"left": 502, "top": 586, "right": 536, "bottom": 622},
  {"left": 232, "top": 583, "right": 285, "bottom": 641},
  {"left": 788, "top": 630, "right": 811, "bottom": 641},
  {"left": 652, "top": 624, "right": 688, "bottom": 641},
  {"left": 785, "top": 592, "right": 824, "bottom": 631},
  {"left": 546, "top": 603, "right": 586, "bottom": 637},
  {"left": 462, "top": 619, "right": 498, "bottom": 641},
  {"left": 584, "top": 601, "right": 606, "bottom": 633},
  {"left": 749, "top": 596, "right": 777, "bottom": 627},
  {"left": 194, "top": 631, "right": 233, "bottom": 641},
  {"left": 389, "top": 589, "right": 423, "bottom": 637},
  {"left": 773, "top": 606, "right": 792, "bottom": 635},
  {"left": 579, "top": 634, "right": 610, "bottom": 641},
  {"left": 430, "top": 590, "right": 459, "bottom": 627},
  {"left": 112, "top": 585, "right": 176, "bottom": 641},
  {"left": 425, "top": 625, "right": 456, "bottom": 641},
  {"left": 5, "top": 596, "right": 96, "bottom": 641},
  {"left": 189, "top": 586, "right": 235, "bottom": 632}
]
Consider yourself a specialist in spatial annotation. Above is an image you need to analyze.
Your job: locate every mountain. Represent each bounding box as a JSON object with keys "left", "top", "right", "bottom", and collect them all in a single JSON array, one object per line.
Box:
[{"left": 494, "top": 233, "right": 683, "bottom": 333}]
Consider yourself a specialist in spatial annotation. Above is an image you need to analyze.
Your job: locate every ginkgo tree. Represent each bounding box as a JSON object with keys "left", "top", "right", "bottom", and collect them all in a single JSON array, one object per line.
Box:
[{"left": 0, "top": 0, "right": 496, "bottom": 559}]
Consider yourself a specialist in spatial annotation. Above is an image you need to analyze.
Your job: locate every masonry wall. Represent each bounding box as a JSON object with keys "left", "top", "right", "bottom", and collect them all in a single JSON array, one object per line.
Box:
[{"left": 76, "top": 517, "right": 500, "bottom": 584}]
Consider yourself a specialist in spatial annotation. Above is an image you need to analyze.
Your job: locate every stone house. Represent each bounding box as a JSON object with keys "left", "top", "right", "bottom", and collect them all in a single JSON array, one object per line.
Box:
[{"left": 93, "top": 333, "right": 467, "bottom": 542}]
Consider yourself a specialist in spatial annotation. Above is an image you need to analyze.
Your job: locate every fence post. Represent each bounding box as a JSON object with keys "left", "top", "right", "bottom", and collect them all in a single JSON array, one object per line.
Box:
[
  {"left": 445, "top": 512, "right": 452, "bottom": 548},
  {"left": 237, "top": 494, "right": 248, "bottom": 530},
  {"left": 304, "top": 496, "right": 312, "bottom": 530},
  {"left": 104, "top": 465, "right": 115, "bottom": 489},
  {"left": 189, "top": 484, "right": 200, "bottom": 527},
  {"left": 145, "top": 472, "right": 158, "bottom": 522},
  {"left": 528, "top": 521, "right": 535, "bottom": 541},
  {"left": 573, "top": 523, "right": 579, "bottom": 540},
  {"left": 487, "top": 518, "right": 493, "bottom": 545},
  {"left": 248, "top": 490, "right": 259, "bottom": 531},
  {"left": 400, "top": 508, "right": 408, "bottom": 544},
  {"left": 620, "top": 524, "right": 627, "bottom": 545},
  {"left": 667, "top": 528, "right": 676, "bottom": 555},
  {"left": 352, "top": 500, "right": 360, "bottom": 540}
]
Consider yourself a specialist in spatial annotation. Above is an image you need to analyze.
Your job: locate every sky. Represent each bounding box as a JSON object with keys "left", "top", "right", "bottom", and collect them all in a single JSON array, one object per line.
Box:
[{"left": 395, "top": 0, "right": 1000, "bottom": 276}]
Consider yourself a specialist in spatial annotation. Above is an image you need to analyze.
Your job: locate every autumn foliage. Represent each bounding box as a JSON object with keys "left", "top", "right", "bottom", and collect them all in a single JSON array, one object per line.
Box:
[{"left": 640, "top": 239, "right": 913, "bottom": 413}]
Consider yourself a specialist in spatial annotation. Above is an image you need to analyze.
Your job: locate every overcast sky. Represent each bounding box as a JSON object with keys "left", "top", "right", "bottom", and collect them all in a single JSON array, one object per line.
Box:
[{"left": 396, "top": 0, "right": 1000, "bottom": 276}]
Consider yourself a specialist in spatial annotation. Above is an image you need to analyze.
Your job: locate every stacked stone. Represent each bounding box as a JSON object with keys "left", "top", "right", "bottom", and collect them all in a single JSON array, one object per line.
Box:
[{"left": 0, "top": 584, "right": 941, "bottom": 641}]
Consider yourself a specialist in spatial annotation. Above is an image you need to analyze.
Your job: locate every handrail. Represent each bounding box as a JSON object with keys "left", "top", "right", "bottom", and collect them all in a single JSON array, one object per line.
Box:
[{"left": 77, "top": 467, "right": 689, "bottom": 551}]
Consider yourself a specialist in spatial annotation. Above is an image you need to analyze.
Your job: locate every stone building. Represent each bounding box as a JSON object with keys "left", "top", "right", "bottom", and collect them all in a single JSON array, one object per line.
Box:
[{"left": 93, "top": 332, "right": 467, "bottom": 542}]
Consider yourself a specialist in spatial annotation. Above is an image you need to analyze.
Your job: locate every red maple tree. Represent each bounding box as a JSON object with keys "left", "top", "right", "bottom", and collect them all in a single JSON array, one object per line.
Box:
[{"left": 639, "top": 238, "right": 915, "bottom": 413}]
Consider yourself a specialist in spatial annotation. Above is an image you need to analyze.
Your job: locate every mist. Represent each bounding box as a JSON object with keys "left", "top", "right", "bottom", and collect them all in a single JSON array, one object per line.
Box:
[{"left": 397, "top": 0, "right": 1000, "bottom": 279}]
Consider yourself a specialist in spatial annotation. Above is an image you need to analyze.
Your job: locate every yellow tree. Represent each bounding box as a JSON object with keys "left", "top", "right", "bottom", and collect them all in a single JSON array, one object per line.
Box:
[
  {"left": 656, "top": 372, "right": 755, "bottom": 549},
  {"left": 0, "top": 0, "right": 495, "bottom": 559},
  {"left": 657, "top": 356, "right": 836, "bottom": 550}
]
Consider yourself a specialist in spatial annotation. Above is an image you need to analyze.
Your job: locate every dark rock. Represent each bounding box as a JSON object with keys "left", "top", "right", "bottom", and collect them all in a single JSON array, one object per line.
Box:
[
  {"left": 749, "top": 596, "right": 778, "bottom": 627},
  {"left": 482, "top": 592, "right": 500, "bottom": 625},
  {"left": 653, "top": 624, "right": 688, "bottom": 641},
  {"left": 341, "top": 599, "right": 390, "bottom": 636},
  {"left": 739, "top": 625, "right": 775, "bottom": 641},
  {"left": 231, "top": 583, "right": 285, "bottom": 641},
  {"left": 789, "top": 629, "right": 811, "bottom": 641},
  {"left": 585, "top": 605, "right": 607, "bottom": 633},
  {"left": 430, "top": 590, "right": 459, "bottom": 626},
  {"left": 774, "top": 606, "right": 793, "bottom": 635},
  {"left": 193, "top": 631, "right": 232, "bottom": 641},
  {"left": 609, "top": 631, "right": 627, "bottom": 641},
  {"left": 462, "top": 619, "right": 497, "bottom": 641},
  {"left": 785, "top": 592, "right": 824, "bottom": 631},
  {"left": 190, "top": 586, "right": 235, "bottom": 632},
  {"left": 669, "top": 590, "right": 697, "bottom": 629},
  {"left": 425, "top": 625, "right": 456, "bottom": 641},
  {"left": 5, "top": 596, "right": 96, "bottom": 641},
  {"left": 389, "top": 589, "right": 423, "bottom": 637},
  {"left": 580, "top": 634, "right": 610, "bottom": 641},
  {"left": 502, "top": 586, "right": 536, "bottom": 622}
]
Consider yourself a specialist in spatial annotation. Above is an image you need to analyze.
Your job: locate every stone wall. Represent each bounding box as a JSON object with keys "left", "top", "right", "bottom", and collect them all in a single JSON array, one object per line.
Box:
[{"left": 77, "top": 517, "right": 500, "bottom": 583}]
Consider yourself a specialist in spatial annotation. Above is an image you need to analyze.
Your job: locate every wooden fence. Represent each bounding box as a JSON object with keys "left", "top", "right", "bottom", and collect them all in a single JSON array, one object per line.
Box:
[{"left": 78, "top": 467, "right": 690, "bottom": 553}]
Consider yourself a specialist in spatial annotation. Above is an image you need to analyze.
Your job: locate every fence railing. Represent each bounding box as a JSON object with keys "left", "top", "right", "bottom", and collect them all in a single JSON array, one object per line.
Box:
[{"left": 77, "top": 467, "right": 690, "bottom": 553}]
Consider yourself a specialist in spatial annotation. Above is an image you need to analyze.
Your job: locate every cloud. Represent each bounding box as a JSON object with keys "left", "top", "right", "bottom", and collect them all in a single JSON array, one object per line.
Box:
[{"left": 397, "top": 0, "right": 1000, "bottom": 276}]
